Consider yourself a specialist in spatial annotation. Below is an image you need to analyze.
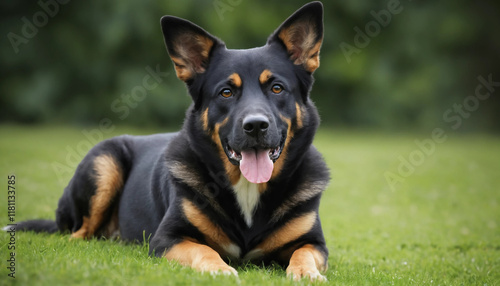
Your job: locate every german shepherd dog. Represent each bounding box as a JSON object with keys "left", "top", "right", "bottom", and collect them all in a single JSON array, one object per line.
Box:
[{"left": 14, "top": 1, "right": 330, "bottom": 281}]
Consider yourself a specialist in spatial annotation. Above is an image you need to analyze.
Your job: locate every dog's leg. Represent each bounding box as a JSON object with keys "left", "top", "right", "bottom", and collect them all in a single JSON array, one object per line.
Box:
[
  {"left": 71, "top": 154, "right": 123, "bottom": 239},
  {"left": 286, "top": 244, "right": 327, "bottom": 282},
  {"left": 164, "top": 239, "right": 238, "bottom": 276}
]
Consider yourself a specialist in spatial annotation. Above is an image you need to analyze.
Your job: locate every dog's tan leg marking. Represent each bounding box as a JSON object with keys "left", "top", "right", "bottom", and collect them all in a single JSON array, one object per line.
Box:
[
  {"left": 70, "top": 216, "right": 89, "bottom": 239},
  {"left": 164, "top": 239, "right": 238, "bottom": 276},
  {"left": 182, "top": 198, "right": 240, "bottom": 258},
  {"left": 286, "top": 244, "right": 327, "bottom": 282},
  {"left": 245, "top": 212, "right": 316, "bottom": 261},
  {"left": 71, "top": 154, "right": 123, "bottom": 239}
]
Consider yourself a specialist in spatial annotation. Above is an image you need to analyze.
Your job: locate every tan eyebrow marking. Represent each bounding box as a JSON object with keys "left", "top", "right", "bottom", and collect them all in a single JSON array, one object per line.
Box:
[
  {"left": 259, "top": 69, "right": 273, "bottom": 85},
  {"left": 228, "top": 73, "right": 242, "bottom": 88}
]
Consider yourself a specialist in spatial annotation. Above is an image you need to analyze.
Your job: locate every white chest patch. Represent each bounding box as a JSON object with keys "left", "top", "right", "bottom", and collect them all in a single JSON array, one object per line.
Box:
[{"left": 233, "top": 176, "right": 260, "bottom": 227}]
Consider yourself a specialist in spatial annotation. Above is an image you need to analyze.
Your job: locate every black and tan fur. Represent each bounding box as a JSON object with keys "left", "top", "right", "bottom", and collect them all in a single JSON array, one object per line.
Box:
[{"left": 15, "top": 2, "right": 330, "bottom": 281}]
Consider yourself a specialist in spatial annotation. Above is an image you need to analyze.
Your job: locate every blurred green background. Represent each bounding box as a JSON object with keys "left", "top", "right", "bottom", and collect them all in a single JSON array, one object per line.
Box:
[{"left": 1, "top": 0, "right": 499, "bottom": 132}]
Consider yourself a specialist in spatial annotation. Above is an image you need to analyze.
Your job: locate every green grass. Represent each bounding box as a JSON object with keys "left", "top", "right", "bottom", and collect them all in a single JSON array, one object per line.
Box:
[{"left": 1, "top": 124, "right": 499, "bottom": 285}]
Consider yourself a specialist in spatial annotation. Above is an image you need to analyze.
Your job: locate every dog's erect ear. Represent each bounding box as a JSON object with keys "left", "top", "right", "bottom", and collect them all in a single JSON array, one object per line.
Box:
[
  {"left": 268, "top": 1, "right": 323, "bottom": 73},
  {"left": 161, "top": 16, "right": 220, "bottom": 82}
]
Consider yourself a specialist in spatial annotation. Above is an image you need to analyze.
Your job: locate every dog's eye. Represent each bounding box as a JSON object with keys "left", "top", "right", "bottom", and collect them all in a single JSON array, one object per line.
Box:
[
  {"left": 271, "top": 84, "right": 284, "bottom": 94},
  {"left": 220, "top": 88, "right": 233, "bottom": 98}
]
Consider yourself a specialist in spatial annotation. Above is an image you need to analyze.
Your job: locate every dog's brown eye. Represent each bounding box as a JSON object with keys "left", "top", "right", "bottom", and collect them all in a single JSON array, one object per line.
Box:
[
  {"left": 271, "top": 84, "right": 283, "bottom": 94},
  {"left": 220, "top": 88, "right": 233, "bottom": 98}
]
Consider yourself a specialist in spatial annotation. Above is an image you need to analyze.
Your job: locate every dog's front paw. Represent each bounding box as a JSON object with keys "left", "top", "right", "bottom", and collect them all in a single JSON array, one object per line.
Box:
[
  {"left": 199, "top": 261, "right": 238, "bottom": 277},
  {"left": 286, "top": 264, "right": 326, "bottom": 282}
]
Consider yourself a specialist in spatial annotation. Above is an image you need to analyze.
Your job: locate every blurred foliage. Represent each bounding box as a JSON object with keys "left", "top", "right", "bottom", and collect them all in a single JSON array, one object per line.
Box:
[{"left": 1, "top": 0, "right": 499, "bottom": 132}]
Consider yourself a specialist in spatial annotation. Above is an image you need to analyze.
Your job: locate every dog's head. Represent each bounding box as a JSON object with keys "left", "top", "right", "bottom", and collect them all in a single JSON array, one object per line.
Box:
[{"left": 161, "top": 2, "right": 323, "bottom": 185}]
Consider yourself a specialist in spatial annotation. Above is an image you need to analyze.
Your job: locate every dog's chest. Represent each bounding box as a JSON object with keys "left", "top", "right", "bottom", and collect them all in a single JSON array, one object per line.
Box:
[{"left": 232, "top": 177, "right": 261, "bottom": 227}]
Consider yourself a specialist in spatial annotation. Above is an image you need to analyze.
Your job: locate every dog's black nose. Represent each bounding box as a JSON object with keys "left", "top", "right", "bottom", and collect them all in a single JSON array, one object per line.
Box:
[{"left": 243, "top": 115, "right": 269, "bottom": 137}]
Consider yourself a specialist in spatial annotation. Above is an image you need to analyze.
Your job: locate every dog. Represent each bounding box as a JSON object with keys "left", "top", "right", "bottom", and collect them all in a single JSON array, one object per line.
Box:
[{"left": 14, "top": 1, "right": 330, "bottom": 281}]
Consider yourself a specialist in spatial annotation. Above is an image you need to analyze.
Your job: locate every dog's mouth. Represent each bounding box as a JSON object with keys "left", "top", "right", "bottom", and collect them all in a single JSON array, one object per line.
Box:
[
  {"left": 223, "top": 135, "right": 285, "bottom": 184},
  {"left": 225, "top": 145, "right": 282, "bottom": 163}
]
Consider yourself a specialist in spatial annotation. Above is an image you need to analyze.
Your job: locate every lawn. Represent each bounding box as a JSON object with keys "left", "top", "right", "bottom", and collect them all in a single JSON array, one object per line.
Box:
[{"left": 1, "top": 125, "right": 499, "bottom": 285}]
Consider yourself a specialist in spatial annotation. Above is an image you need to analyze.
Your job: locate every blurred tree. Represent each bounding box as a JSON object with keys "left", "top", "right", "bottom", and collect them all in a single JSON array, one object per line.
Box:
[{"left": 1, "top": 0, "right": 499, "bottom": 132}]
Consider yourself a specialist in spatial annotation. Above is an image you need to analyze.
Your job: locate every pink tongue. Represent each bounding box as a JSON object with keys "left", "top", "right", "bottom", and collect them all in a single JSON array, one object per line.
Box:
[{"left": 240, "top": 149, "right": 274, "bottom": 184}]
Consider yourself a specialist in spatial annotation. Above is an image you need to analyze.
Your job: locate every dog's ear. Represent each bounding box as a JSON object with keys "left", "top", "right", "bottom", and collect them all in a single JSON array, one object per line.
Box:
[
  {"left": 161, "top": 16, "right": 221, "bottom": 82},
  {"left": 268, "top": 1, "right": 323, "bottom": 73}
]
